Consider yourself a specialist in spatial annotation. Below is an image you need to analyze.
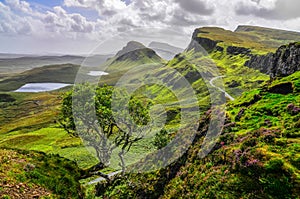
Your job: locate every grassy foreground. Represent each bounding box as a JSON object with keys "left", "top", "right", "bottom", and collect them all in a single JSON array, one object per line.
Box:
[{"left": 100, "top": 71, "right": 300, "bottom": 198}]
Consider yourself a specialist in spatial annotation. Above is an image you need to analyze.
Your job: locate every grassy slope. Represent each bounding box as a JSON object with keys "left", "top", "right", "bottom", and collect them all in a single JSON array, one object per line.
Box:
[
  {"left": 0, "top": 27, "right": 299, "bottom": 198},
  {"left": 0, "top": 148, "right": 82, "bottom": 198},
  {"left": 235, "top": 25, "right": 300, "bottom": 50},
  {"left": 0, "top": 92, "right": 98, "bottom": 169},
  {"left": 0, "top": 64, "right": 80, "bottom": 92},
  {"left": 102, "top": 71, "right": 300, "bottom": 199},
  {"left": 198, "top": 26, "right": 300, "bottom": 54}
]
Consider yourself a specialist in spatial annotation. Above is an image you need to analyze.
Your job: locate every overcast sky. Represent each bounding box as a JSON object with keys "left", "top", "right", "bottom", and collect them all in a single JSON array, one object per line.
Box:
[{"left": 1, "top": 0, "right": 300, "bottom": 54}]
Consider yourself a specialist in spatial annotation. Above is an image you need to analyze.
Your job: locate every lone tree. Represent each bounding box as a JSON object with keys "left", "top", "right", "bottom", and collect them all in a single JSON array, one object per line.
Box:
[{"left": 59, "top": 84, "right": 152, "bottom": 180}]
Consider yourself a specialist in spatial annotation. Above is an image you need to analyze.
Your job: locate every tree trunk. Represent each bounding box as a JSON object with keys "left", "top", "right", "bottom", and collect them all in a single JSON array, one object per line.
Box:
[
  {"left": 80, "top": 162, "right": 110, "bottom": 182},
  {"left": 118, "top": 151, "right": 126, "bottom": 176}
]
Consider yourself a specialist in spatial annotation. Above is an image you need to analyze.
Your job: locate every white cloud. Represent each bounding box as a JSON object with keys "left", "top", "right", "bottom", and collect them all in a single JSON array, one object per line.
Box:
[
  {"left": 0, "top": 0, "right": 300, "bottom": 54},
  {"left": 43, "top": 6, "right": 95, "bottom": 34},
  {"left": 5, "top": 0, "right": 32, "bottom": 13},
  {"left": 0, "top": 2, "right": 32, "bottom": 35},
  {"left": 64, "top": 0, "right": 127, "bottom": 16}
]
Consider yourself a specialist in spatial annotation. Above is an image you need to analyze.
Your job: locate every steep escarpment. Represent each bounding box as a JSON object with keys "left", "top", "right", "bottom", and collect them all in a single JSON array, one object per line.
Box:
[
  {"left": 270, "top": 42, "right": 300, "bottom": 78},
  {"left": 187, "top": 26, "right": 300, "bottom": 79},
  {"left": 246, "top": 42, "right": 300, "bottom": 78},
  {"left": 187, "top": 28, "right": 219, "bottom": 53},
  {"left": 245, "top": 53, "right": 274, "bottom": 74}
]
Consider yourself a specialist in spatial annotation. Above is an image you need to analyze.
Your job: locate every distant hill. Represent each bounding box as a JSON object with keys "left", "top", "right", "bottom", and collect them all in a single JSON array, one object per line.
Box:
[
  {"left": 148, "top": 41, "right": 184, "bottom": 60},
  {"left": 97, "top": 41, "right": 164, "bottom": 85},
  {"left": 0, "top": 54, "right": 112, "bottom": 75},
  {"left": 0, "top": 64, "right": 80, "bottom": 92},
  {"left": 0, "top": 41, "right": 164, "bottom": 91},
  {"left": 115, "top": 41, "right": 146, "bottom": 58}
]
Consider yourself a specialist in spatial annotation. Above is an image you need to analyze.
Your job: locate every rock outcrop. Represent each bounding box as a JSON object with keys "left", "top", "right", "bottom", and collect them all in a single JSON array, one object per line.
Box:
[
  {"left": 187, "top": 29, "right": 218, "bottom": 53},
  {"left": 115, "top": 41, "right": 146, "bottom": 58},
  {"left": 270, "top": 43, "right": 300, "bottom": 78},
  {"left": 114, "top": 41, "right": 162, "bottom": 62},
  {"left": 245, "top": 53, "right": 274, "bottom": 74},
  {"left": 245, "top": 42, "right": 300, "bottom": 78},
  {"left": 227, "top": 46, "right": 251, "bottom": 56}
]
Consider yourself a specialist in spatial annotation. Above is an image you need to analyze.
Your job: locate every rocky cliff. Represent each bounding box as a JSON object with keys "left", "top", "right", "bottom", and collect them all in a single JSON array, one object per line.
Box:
[
  {"left": 245, "top": 42, "right": 300, "bottom": 78},
  {"left": 270, "top": 43, "right": 300, "bottom": 78},
  {"left": 187, "top": 26, "right": 300, "bottom": 78},
  {"left": 245, "top": 53, "right": 274, "bottom": 74},
  {"left": 186, "top": 28, "right": 218, "bottom": 53}
]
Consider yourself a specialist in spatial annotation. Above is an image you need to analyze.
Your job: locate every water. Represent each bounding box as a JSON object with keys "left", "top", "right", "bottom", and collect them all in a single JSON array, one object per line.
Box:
[{"left": 14, "top": 83, "right": 71, "bottom": 92}]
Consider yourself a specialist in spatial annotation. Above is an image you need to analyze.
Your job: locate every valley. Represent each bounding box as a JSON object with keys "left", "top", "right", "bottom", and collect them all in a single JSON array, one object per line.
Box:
[{"left": 0, "top": 25, "right": 299, "bottom": 198}]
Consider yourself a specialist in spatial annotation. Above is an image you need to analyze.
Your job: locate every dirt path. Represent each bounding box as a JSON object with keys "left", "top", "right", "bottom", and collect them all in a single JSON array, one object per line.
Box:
[{"left": 209, "top": 76, "right": 235, "bottom": 101}]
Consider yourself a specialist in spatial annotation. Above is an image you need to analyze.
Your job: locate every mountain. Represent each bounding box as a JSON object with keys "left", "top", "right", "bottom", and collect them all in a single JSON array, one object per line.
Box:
[
  {"left": 94, "top": 26, "right": 300, "bottom": 198},
  {"left": 113, "top": 41, "right": 162, "bottom": 63},
  {"left": 115, "top": 41, "right": 146, "bottom": 58},
  {"left": 187, "top": 26, "right": 300, "bottom": 53},
  {"left": 0, "top": 41, "right": 163, "bottom": 91},
  {"left": 100, "top": 51, "right": 300, "bottom": 199},
  {"left": 97, "top": 41, "right": 164, "bottom": 85},
  {"left": 148, "top": 41, "right": 184, "bottom": 60},
  {"left": 235, "top": 25, "right": 300, "bottom": 47},
  {"left": 1, "top": 25, "right": 300, "bottom": 198},
  {"left": 246, "top": 42, "right": 300, "bottom": 77},
  {"left": 0, "top": 54, "right": 113, "bottom": 75}
]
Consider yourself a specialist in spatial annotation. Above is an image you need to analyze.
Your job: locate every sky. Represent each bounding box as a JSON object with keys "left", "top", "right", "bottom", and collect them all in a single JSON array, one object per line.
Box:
[{"left": 1, "top": 0, "right": 300, "bottom": 55}]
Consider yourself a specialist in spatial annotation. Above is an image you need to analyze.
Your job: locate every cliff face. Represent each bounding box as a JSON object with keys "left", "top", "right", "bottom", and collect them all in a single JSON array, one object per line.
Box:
[
  {"left": 270, "top": 43, "right": 300, "bottom": 78},
  {"left": 245, "top": 43, "right": 300, "bottom": 78},
  {"left": 187, "top": 27, "right": 300, "bottom": 78},
  {"left": 245, "top": 53, "right": 274, "bottom": 74},
  {"left": 186, "top": 29, "right": 218, "bottom": 53}
]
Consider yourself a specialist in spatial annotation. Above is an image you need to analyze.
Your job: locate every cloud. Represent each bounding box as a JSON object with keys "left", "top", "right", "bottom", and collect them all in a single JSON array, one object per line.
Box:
[
  {"left": 4, "top": 0, "right": 32, "bottom": 13},
  {"left": 1, "top": 0, "right": 300, "bottom": 54},
  {"left": 174, "top": 0, "right": 214, "bottom": 15},
  {"left": 43, "top": 6, "right": 95, "bottom": 34},
  {"left": 64, "top": 0, "right": 127, "bottom": 16},
  {"left": 0, "top": 2, "right": 32, "bottom": 35},
  {"left": 235, "top": 0, "right": 300, "bottom": 20}
]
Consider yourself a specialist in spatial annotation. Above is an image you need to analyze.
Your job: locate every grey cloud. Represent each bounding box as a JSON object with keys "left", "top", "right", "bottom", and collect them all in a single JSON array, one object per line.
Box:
[
  {"left": 43, "top": 8, "right": 95, "bottom": 33},
  {"left": 174, "top": 0, "right": 214, "bottom": 16},
  {"left": 235, "top": 0, "right": 300, "bottom": 20}
]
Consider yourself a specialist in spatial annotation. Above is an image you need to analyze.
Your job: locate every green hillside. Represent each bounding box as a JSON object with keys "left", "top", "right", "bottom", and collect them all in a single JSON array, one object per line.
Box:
[
  {"left": 0, "top": 148, "right": 83, "bottom": 198},
  {"left": 0, "top": 26, "right": 299, "bottom": 198},
  {"left": 101, "top": 71, "right": 300, "bottom": 199},
  {"left": 0, "top": 64, "right": 80, "bottom": 92}
]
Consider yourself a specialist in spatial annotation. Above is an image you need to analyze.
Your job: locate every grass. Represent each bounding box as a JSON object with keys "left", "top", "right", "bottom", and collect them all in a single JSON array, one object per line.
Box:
[
  {"left": 0, "top": 148, "right": 83, "bottom": 198},
  {"left": 196, "top": 26, "right": 300, "bottom": 54},
  {"left": 100, "top": 71, "right": 300, "bottom": 199},
  {"left": 0, "top": 27, "right": 299, "bottom": 198},
  {"left": 0, "top": 91, "right": 99, "bottom": 169},
  {"left": 0, "top": 64, "right": 80, "bottom": 92}
]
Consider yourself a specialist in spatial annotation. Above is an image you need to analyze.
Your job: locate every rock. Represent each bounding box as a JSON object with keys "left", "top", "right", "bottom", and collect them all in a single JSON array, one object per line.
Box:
[
  {"left": 24, "top": 163, "right": 35, "bottom": 172},
  {"left": 227, "top": 46, "right": 251, "bottom": 56},
  {"left": 187, "top": 29, "right": 218, "bottom": 52},
  {"left": 245, "top": 42, "right": 300, "bottom": 78},
  {"left": 268, "top": 82, "right": 294, "bottom": 95},
  {"left": 270, "top": 43, "right": 300, "bottom": 78},
  {"left": 216, "top": 46, "right": 224, "bottom": 52},
  {"left": 226, "top": 80, "right": 241, "bottom": 88},
  {"left": 287, "top": 103, "right": 300, "bottom": 115},
  {"left": 235, "top": 108, "right": 245, "bottom": 121},
  {"left": 245, "top": 53, "right": 274, "bottom": 74}
]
